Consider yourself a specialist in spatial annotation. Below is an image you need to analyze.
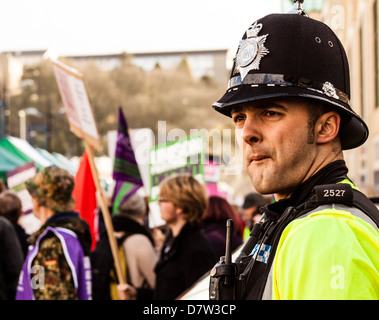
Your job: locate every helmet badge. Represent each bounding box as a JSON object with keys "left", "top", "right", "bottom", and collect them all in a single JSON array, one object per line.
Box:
[
  {"left": 236, "top": 21, "right": 269, "bottom": 80},
  {"left": 322, "top": 82, "right": 340, "bottom": 100}
]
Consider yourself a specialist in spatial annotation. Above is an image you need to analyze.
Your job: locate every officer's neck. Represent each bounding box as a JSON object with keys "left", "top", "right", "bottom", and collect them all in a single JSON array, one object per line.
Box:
[{"left": 274, "top": 148, "right": 344, "bottom": 201}]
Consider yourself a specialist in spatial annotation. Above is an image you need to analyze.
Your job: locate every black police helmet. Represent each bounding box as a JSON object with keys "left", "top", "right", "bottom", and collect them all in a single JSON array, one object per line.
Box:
[{"left": 213, "top": 12, "right": 368, "bottom": 150}]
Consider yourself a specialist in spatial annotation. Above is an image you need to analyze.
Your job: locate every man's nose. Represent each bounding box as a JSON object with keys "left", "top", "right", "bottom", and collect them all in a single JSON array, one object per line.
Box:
[{"left": 241, "top": 117, "right": 260, "bottom": 144}]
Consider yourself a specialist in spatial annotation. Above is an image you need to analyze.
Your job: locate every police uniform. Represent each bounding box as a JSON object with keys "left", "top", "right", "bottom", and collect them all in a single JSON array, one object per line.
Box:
[{"left": 209, "top": 1, "right": 379, "bottom": 300}]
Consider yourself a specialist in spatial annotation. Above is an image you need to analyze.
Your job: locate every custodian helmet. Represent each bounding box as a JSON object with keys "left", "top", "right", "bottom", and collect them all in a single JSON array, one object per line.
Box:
[{"left": 213, "top": 2, "right": 368, "bottom": 150}]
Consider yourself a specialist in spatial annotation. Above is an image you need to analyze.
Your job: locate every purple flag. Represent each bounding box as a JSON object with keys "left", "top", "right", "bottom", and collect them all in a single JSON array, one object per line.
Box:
[{"left": 112, "top": 107, "right": 143, "bottom": 214}]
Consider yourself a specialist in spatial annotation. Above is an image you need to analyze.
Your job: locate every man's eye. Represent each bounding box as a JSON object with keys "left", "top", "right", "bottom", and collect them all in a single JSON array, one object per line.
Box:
[
  {"left": 263, "top": 110, "right": 280, "bottom": 117},
  {"left": 232, "top": 114, "right": 245, "bottom": 123}
]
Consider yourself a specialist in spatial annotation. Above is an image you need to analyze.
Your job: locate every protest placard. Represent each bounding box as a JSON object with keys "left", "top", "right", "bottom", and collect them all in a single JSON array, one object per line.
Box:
[
  {"left": 7, "top": 162, "right": 37, "bottom": 215},
  {"left": 51, "top": 59, "right": 125, "bottom": 286},
  {"left": 148, "top": 134, "right": 205, "bottom": 227},
  {"left": 51, "top": 59, "right": 102, "bottom": 151}
]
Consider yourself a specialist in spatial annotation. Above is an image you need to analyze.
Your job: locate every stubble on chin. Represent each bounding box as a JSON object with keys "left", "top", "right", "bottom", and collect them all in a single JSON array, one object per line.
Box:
[{"left": 246, "top": 163, "right": 272, "bottom": 195}]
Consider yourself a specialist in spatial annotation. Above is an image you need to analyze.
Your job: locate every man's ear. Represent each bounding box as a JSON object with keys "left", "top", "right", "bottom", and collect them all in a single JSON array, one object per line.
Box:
[{"left": 315, "top": 111, "right": 341, "bottom": 144}]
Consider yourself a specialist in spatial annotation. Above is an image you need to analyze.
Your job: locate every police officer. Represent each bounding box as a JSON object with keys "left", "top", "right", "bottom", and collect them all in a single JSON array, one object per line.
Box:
[{"left": 210, "top": 1, "right": 379, "bottom": 299}]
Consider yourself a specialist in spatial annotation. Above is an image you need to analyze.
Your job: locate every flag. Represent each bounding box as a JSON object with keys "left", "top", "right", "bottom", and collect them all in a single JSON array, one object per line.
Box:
[
  {"left": 72, "top": 150, "right": 98, "bottom": 251},
  {"left": 112, "top": 107, "right": 143, "bottom": 214}
]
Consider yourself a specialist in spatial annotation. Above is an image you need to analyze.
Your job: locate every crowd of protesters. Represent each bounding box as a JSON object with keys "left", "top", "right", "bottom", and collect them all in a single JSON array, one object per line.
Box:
[{"left": 0, "top": 168, "right": 263, "bottom": 300}]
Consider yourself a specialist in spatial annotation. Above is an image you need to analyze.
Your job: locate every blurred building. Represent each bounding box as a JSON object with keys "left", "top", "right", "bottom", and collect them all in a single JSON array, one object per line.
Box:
[
  {"left": 67, "top": 49, "right": 228, "bottom": 83},
  {"left": 0, "top": 48, "right": 228, "bottom": 138},
  {"left": 319, "top": 0, "right": 379, "bottom": 196},
  {"left": 0, "top": 53, "right": 24, "bottom": 96},
  {"left": 0, "top": 48, "right": 228, "bottom": 94}
]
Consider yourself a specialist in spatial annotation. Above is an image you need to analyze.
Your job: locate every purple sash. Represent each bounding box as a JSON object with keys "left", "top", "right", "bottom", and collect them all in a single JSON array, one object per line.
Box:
[{"left": 16, "top": 227, "right": 92, "bottom": 300}]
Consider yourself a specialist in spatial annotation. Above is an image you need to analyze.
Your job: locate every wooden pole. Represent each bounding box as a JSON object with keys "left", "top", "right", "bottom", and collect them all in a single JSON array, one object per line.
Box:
[{"left": 84, "top": 141, "right": 126, "bottom": 285}]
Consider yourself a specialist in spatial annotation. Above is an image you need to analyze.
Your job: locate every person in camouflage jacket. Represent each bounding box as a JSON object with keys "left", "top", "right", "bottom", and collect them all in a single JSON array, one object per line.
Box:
[{"left": 16, "top": 166, "right": 92, "bottom": 300}]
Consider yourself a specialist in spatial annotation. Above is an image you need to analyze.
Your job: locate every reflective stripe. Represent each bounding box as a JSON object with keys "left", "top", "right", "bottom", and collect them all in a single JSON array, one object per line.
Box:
[{"left": 337, "top": 178, "right": 360, "bottom": 191}]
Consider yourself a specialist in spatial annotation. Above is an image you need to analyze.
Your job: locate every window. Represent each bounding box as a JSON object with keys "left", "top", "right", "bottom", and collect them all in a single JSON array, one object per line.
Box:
[
  {"left": 360, "top": 26, "right": 365, "bottom": 118},
  {"left": 374, "top": 171, "right": 379, "bottom": 194}
]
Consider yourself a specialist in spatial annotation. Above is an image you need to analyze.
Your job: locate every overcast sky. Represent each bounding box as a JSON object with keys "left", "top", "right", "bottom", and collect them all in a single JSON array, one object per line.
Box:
[{"left": 1, "top": 0, "right": 283, "bottom": 56}]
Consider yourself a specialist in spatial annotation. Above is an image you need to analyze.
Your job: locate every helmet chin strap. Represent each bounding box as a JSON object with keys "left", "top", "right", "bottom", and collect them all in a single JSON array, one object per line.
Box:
[{"left": 287, "top": 0, "right": 308, "bottom": 16}]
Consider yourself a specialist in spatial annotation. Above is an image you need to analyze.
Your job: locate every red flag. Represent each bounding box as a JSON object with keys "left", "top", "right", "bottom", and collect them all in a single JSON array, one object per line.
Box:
[{"left": 72, "top": 150, "right": 98, "bottom": 251}]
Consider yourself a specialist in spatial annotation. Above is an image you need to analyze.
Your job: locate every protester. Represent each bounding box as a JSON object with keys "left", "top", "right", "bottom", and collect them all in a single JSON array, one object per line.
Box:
[
  {"left": 118, "top": 174, "right": 215, "bottom": 300},
  {"left": 16, "top": 166, "right": 92, "bottom": 300},
  {"left": 0, "top": 190, "right": 30, "bottom": 257},
  {"left": 91, "top": 192, "right": 158, "bottom": 300},
  {"left": 240, "top": 193, "right": 267, "bottom": 240},
  {"left": 199, "top": 196, "right": 243, "bottom": 259},
  {"left": 210, "top": 2, "right": 379, "bottom": 299},
  {"left": 0, "top": 214, "right": 24, "bottom": 300}
]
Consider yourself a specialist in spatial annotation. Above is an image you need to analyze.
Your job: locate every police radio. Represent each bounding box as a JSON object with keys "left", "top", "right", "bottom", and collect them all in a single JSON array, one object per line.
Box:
[
  {"left": 209, "top": 215, "right": 266, "bottom": 300},
  {"left": 209, "top": 219, "right": 235, "bottom": 300}
]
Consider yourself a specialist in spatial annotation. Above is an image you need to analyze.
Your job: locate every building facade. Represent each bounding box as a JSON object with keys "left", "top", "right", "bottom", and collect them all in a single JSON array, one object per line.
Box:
[
  {"left": 1, "top": 48, "right": 228, "bottom": 95},
  {"left": 67, "top": 49, "right": 228, "bottom": 83},
  {"left": 281, "top": 0, "right": 379, "bottom": 196},
  {"left": 320, "top": 0, "right": 379, "bottom": 196}
]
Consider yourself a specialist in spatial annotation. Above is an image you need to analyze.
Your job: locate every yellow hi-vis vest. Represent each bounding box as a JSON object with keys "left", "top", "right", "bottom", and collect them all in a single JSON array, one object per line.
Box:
[{"left": 272, "top": 205, "right": 379, "bottom": 299}]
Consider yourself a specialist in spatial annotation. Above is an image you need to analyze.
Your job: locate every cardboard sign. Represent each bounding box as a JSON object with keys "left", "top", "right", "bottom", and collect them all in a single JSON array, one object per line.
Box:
[{"left": 51, "top": 60, "right": 102, "bottom": 150}]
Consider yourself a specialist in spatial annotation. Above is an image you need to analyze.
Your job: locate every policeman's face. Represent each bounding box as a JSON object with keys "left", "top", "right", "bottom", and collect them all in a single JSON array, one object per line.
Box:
[{"left": 232, "top": 98, "right": 317, "bottom": 200}]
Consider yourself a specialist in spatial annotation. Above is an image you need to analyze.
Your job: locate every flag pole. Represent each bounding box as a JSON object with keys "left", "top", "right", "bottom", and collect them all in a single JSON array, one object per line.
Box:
[{"left": 84, "top": 141, "right": 126, "bottom": 286}]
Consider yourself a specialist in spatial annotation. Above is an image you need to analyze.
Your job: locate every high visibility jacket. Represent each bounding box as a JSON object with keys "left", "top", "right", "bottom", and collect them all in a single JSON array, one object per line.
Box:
[
  {"left": 272, "top": 205, "right": 379, "bottom": 299},
  {"left": 209, "top": 168, "right": 379, "bottom": 300}
]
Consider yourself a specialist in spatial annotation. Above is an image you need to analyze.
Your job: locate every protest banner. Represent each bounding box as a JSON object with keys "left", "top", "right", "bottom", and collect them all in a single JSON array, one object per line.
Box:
[
  {"left": 51, "top": 59, "right": 125, "bottom": 286},
  {"left": 7, "top": 162, "right": 41, "bottom": 235},
  {"left": 7, "top": 162, "right": 37, "bottom": 215},
  {"left": 148, "top": 134, "right": 205, "bottom": 228}
]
